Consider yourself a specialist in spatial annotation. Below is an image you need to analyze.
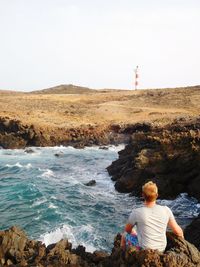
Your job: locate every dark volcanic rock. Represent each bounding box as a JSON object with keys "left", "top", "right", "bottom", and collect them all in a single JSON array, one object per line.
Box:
[
  {"left": 107, "top": 232, "right": 200, "bottom": 267},
  {"left": 111, "top": 122, "right": 152, "bottom": 134},
  {"left": 0, "top": 116, "right": 131, "bottom": 149},
  {"left": 84, "top": 180, "right": 96, "bottom": 186},
  {"left": 54, "top": 152, "right": 64, "bottom": 157},
  {"left": 0, "top": 117, "right": 48, "bottom": 149},
  {"left": 184, "top": 214, "right": 200, "bottom": 250},
  {"left": 24, "top": 148, "right": 35, "bottom": 153},
  {"left": 107, "top": 118, "right": 200, "bottom": 201},
  {"left": 0, "top": 226, "right": 199, "bottom": 267}
]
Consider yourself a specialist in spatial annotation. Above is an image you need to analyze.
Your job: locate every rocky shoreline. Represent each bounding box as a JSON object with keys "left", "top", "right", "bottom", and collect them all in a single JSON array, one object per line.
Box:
[
  {"left": 0, "top": 226, "right": 199, "bottom": 267},
  {"left": 107, "top": 117, "right": 200, "bottom": 201},
  {"left": 0, "top": 116, "right": 131, "bottom": 149},
  {"left": 1, "top": 116, "right": 200, "bottom": 265}
]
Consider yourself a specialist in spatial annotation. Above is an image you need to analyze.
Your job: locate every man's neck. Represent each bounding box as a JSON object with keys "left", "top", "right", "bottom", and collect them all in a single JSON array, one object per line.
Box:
[{"left": 144, "top": 201, "right": 156, "bottom": 207}]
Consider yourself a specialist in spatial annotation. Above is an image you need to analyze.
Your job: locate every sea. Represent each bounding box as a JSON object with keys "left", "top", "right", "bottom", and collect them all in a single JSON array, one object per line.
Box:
[{"left": 0, "top": 145, "right": 199, "bottom": 252}]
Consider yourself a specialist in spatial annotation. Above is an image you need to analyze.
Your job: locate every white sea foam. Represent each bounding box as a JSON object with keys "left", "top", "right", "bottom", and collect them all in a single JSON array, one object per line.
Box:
[
  {"left": 82, "top": 144, "right": 125, "bottom": 152},
  {"left": 48, "top": 203, "right": 57, "bottom": 209},
  {"left": 41, "top": 169, "right": 55, "bottom": 178},
  {"left": 39, "top": 224, "right": 98, "bottom": 252},
  {"left": 34, "top": 215, "right": 41, "bottom": 221},
  {"left": 6, "top": 162, "right": 23, "bottom": 168},
  {"left": 50, "top": 196, "right": 57, "bottom": 200},
  {"left": 25, "top": 163, "right": 33, "bottom": 169},
  {"left": 107, "top": 144, "right": 125, "bottom": 152},
  {"left": 5, "top": 162, "right": 33, "bottom": 169},
  {"left": 69, "top": 225, "right": 98, "bottom": 252},
  {"left": 31, "top": 197, "right": 47, "bottom": 207},
  {"left": 39, "top": 225, "right": 76, "bottom": 247},
  {"left": 51, "top": 145, "right": 66, "bottom": 150}
]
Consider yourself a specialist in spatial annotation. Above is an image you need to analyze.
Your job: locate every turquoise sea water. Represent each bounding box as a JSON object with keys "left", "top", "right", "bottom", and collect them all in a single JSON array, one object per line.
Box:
[{"left": 0, "top": 146, "right": 199, "bottom": 252}]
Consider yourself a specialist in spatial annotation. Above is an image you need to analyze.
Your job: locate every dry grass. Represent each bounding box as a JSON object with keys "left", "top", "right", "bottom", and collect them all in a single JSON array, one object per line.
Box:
[{"left": 0, "top": 86, "right": 199, "bottom": 133}]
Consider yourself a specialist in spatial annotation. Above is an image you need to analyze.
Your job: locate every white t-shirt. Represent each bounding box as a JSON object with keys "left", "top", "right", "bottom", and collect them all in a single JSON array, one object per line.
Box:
[{"left": 127, "top": 204, "right": 175, "bottom": 252}]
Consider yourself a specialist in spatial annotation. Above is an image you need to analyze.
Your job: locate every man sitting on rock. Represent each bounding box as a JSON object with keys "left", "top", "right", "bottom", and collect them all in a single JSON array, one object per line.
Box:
[{"left": 121, "top": 181, "right": 184, "bottom": 252}]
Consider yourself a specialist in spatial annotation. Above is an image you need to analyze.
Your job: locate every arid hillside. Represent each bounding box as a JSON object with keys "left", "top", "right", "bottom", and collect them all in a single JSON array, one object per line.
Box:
[
  {"left": 0, "top": 85, "right": 199, "bottom": 132},
  {"left": 31, "top": 84, "right": 98, "bottom": 94}
]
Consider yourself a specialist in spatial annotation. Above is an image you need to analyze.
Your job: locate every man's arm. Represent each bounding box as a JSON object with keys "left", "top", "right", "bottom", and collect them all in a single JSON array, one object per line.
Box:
[
  {"left": 120, "top": 224, "right": 134, "bottom": 249},
  {"left": 168, "top": 218, "right": 184, "bottom": 238},
  {"left": 125, "top": 223, "right": 134, "bottom": 234}
]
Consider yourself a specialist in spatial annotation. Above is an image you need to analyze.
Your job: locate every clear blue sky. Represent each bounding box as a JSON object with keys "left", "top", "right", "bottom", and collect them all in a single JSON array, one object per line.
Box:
[{"left": 0, "top": 0, "right": 199, "bottom": 91}]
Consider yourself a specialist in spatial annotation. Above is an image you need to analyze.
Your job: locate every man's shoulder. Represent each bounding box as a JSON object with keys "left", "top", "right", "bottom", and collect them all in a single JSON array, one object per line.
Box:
[
  {"left": 129, "top": 206, "right": 144, "bottom": 216},
  {"left": 132, "top": 204, "right": 172, "bottom": 213},
  {"left": 134, "top": 206, "right": 146, "bottom": 213},
  {"left": 156, "top": 204, "right": 171, "bottom": 211},
  {"left": 136, "top": 204, "right": 171, "bottom": 212},
  {"left": 155, "top": 205, "right": 174, "bottom": 216}
]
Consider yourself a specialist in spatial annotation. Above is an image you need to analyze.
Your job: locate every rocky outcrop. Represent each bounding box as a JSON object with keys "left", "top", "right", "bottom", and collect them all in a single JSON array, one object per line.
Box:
[
  {"left": 107, "top": 118, "right": 200, "bottom": 201},
  {"left": 0, "top": 117, "right": 47, "bottom": 149},
  {"left": 108, "top": 232, "right": 200, "bottom": 267},
  {"left": 0, "top": 226, "right": 199, "bottom": 267},
  {"left": 184, "top": 214, "right": 200, "bottom": 250},
  {"left": 0, "top": 116, "right": 131, "bottom": 149}
]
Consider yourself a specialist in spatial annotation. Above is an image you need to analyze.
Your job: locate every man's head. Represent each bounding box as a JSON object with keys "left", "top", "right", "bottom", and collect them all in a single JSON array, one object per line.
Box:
[{"left": 142, "top": 181, "right": 158, "bottom": 202}]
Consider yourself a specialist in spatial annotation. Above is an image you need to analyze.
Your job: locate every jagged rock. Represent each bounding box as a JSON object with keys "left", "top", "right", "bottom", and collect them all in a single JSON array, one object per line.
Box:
[
  {"left": 0, "top": 116, "right": 131, "bottom": 149},
  {"left": 184, "top": 214, "right": 200, "bottom": 250},
  {"left": 106, "top": 232, "right": 200, "bottom": 267},
  {"left": 0, "top": 117, "right": 48, "bottom": 149},
  {"left": 74, "top": 143, "right": 85, "bottom": 149},
  {"left": 24, "top": 148, "right": 35, "bottom": 154},
  {"left": 107, "top": 118, "right": 200, "bottom": 201},
  {"left": 0, "top": 226, "right": 27, "bottom": 264},
  {"left": 46, "top": 239, "right": 72, "bottom": 265},
  {"left": 84, "top": 180, "right": 96, "bottom": 186},
  {"left": 0, "top": 226, "right": 199, "bottom": 267}
]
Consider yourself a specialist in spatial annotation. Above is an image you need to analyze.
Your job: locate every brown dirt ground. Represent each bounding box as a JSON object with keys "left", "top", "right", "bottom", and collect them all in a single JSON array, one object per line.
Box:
[{"left": 0, "top": 86, "right": 199, "bottom": 134}]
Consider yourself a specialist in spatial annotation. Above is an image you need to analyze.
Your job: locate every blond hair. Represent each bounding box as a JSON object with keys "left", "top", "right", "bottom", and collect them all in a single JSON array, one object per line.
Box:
[{"left": 142, "top": 181, "right": 158, "bottom": 202}]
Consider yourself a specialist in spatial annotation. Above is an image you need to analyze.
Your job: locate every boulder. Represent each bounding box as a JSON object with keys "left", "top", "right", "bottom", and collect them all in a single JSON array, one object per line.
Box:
[
  {"left": 24, "top": 148, "right": 35, "bottom": 154},
  {"left": 84, "top": 180, "right": 96, "bottom": 186}
]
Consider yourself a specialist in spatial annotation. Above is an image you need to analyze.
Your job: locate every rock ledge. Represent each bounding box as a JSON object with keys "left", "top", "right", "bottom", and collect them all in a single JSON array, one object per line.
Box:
[{"left": 0, "top": 226, "right": 199, "bottom": 267}]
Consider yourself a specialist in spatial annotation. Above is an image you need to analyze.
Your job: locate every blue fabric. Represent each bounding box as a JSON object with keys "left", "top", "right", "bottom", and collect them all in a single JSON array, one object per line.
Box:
[{"left": 125, "top": 233, "right": 140, "bottom": 247}]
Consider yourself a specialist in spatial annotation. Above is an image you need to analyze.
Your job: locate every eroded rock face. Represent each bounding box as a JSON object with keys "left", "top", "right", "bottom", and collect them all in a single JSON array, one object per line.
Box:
[
  {"left": 0, "top": 116, "right": 130, "bottom": 149},
  {"left": 0, "top": 117, "right": 47, "bottom": 148},
  {"left": 107, "top": 118, "right": 200, "bottom": 201},
  {"left": 0, "top": 226, "right": 199, "bottom": 267}
]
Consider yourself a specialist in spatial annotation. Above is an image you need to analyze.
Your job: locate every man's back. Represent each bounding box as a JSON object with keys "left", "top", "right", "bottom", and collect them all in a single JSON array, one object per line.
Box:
[{"left": 128, "top": 204, "right": 174, "bottom": 252}]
